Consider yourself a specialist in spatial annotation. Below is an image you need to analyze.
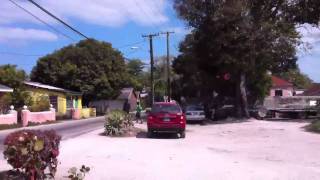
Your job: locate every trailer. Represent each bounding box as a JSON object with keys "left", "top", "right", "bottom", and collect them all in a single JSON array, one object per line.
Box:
[{"left": 255, "top": 96, "right": 320, "bottom": 119}]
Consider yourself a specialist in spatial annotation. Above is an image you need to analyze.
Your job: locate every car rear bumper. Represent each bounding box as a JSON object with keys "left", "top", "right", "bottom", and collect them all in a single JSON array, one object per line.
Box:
[
  {"left": 186, "top": 115, "right": 206, "bottom": 121},
  {"left": 148, "top": 124, "right": 185, "bottom": 133}
]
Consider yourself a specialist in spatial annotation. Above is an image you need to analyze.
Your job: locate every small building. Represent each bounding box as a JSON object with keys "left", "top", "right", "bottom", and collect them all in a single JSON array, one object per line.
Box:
[
  {"left": 269, "top": 76, "right": 294, "bottom": 97},
  {"left": 90, "top": 88, "right": 138, "bottom": 114},
  {"left": 24, "top": 81, "right": 82, "bottom": 116},
  {"left": 0, "top": 84, "right": 13, "bottom": 97}
]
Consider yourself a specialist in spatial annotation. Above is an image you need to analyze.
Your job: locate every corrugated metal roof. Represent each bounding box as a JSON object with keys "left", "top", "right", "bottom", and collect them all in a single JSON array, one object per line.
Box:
[
  {"left": 0, "top": 84, "right": 13, "bottom": 92},
  {"left": 272, "top": 76, "right": 293, "bottom": 87},
  {"left": 117, "top": 88, "right": 135, "bottom": 100},
  {"left": 24, "top": 81, "right": 82, "bottom": 95}
]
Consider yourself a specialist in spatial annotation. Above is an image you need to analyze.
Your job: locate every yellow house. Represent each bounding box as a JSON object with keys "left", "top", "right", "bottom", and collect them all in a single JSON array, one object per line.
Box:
[{"left": 24, "top": 81, "right": 82, "bottom": 116}]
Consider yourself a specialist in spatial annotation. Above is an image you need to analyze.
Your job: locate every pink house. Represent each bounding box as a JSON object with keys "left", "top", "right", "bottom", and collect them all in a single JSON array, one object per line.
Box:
[{"left": 269, "top": 76, "right": 294, "bottom": 97}]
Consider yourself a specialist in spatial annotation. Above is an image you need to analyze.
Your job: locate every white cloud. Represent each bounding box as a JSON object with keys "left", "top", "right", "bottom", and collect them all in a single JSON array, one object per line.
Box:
[
  {"left": 0, "top": 0, "right": 168, "bottom": 27},
  {"left": 0, "top": 27, "right": 58, "bottom": 43},
  {"left": 298, "top": 24, "right": 320, "bottom": 44}
]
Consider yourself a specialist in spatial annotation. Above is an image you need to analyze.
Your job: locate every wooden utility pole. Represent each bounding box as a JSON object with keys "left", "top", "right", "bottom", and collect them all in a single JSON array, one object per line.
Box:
[
  {"left": 142, "top": 33, "right": 159, "bottom": 105},
  {"left": 161, "top": 31, "right": 174, "bottom": 102}
]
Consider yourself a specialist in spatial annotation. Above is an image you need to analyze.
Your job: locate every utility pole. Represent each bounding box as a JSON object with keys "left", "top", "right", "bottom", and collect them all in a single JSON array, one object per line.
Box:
[
  {"left": 161, "top": 31, "right": 174, "bottom": 102},
  {"left": 142, "top": 33, "right": 159, "bottom": 105}
]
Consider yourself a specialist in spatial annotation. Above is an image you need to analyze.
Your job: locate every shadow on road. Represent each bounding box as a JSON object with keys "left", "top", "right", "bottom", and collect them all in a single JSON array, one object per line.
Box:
[
  {"left": 0, "top": 170, "right": 26, "bottom": 180},
  {"left": 136, "top": 131, "right": 179, "bottom": 139},
  {"left": 261, "top": 118, "right": 315, "bottom": 123},
  {"left": 201, "top": 119, "right": 250, "bottom": 125}
]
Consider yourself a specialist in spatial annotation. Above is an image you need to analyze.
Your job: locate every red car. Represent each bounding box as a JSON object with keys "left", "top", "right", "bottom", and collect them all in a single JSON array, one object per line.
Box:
[{"left": 147, "top": 102, "right": 186, "bottom": 138}]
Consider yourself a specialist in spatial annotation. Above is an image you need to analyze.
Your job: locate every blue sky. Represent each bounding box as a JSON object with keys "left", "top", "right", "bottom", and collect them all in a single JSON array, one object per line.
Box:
[{"left": 0, "top": 0, "right": 320, "bottom": 82}]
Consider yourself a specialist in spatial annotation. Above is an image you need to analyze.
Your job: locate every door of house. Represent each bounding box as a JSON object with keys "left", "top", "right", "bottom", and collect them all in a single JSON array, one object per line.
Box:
[{"left": 49, "top": 96, "right": 58, "bottom": 111}]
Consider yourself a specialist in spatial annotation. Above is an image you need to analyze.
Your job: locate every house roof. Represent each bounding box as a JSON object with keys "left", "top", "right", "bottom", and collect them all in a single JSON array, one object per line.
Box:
[
  {"left": 272, "top": 76, "right": 293, "bottom": 88},
  {"left": 301, "top": 83, "right": 320, "bottom": 96},
  {"left": 24, "top": 81, "right": 82, "bottom": 96},
  {"left": 0, "top": 84, "right": 13, "bottom": 92},
  {"left": 117, "top": 88, "right": 136, "bottom": 100}
]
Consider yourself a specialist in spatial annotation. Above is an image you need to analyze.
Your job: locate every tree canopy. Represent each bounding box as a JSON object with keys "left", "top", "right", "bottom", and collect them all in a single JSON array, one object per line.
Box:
[
  {"left": 173, "top": 0, "right": 320, "bottom": 117},
  {"left": 0, "top": 65, "right": 32, "bottom": 110},
  {"left": 31, "top": 39, "right": 128, "bottom": 105}
]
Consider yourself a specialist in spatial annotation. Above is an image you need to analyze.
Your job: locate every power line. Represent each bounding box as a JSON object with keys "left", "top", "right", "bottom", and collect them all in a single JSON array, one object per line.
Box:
[
  {"left": 0, "top": 51, "right": 44, "bottom": 57},
  {"left": 27, "top": 0, "right": 89, "bottom": 39},
  {"left": 115, "top": 40, "right": 146, "bottom": 49},
  {"left": 8, "top": 0, "right": 75, "bottom": 41}
]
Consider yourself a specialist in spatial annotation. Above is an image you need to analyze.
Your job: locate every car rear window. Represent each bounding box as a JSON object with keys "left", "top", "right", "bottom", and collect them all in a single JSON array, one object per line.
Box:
[
  {"left": 152, "top": 104, "right": 181, "bottom": 113},
  {"left": 186, "top": 105, "right": 204, "bottom": 111}
]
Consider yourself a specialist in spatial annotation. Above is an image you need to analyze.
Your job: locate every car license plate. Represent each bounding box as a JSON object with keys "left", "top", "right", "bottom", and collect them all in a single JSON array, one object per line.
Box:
[{"left": 163, "top": 118, "right": 170, "bottom": 121}]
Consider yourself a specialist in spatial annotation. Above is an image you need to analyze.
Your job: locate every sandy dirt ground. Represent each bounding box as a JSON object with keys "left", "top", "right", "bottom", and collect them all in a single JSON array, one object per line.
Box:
[{"left": 1, "top": 119, "right": 320, "bottom": 180}]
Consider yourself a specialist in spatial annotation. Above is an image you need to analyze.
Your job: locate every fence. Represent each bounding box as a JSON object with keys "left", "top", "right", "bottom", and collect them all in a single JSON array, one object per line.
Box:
[
  {"left": 0, "top": 106, "right": 17, "bottom": 125},
  {"left": 21, "top": 105, "right": 56, "bottom": 127}
]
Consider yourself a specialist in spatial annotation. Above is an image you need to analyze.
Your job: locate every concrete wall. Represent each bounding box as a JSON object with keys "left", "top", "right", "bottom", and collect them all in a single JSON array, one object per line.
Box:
[
  {"left": 21, "top": 108, "right": 55, "bottom": 127},
  {"left": 0, "top": 109, "right": 17, "bottom": 125},
  {"left": 90, "top": 100, "right": 125, "bottom": 115},
  {"left": 269, "top": 87, "right": 294, "bottom": 97},
  {"left": 80, "top": 108, "right": 96, "bottom": 119}
]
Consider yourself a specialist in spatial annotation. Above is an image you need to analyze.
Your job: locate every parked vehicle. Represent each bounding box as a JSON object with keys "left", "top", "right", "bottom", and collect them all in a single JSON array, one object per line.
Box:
[
  {"left": 185, "top": 105, "right": 206, "bottom": 122},
  {"left": 147, "top": 102, "right": 186, "bottom": 138}
]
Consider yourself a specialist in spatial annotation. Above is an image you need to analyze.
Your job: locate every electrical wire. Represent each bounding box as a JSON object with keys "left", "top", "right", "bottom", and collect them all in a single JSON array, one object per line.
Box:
[
  {"left": 8, "top": 0, "right": 75, "bottom": 41},
  {"left": 27, "top": 0, "right": 89, "bottom": 39},
  {"left": 0, "top": 51, "right": 44, "bottom": 57}
]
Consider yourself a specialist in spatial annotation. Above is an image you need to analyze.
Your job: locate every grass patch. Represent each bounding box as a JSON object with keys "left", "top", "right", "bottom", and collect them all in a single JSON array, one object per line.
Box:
[{"left": 306, "top": 120, "right": 320, "bottom": 133}]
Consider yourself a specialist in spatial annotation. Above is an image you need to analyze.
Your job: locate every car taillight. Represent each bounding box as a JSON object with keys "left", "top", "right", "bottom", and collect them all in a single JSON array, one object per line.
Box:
[{"left": 148, "top": 116, "right": 154, "bottom": 121}]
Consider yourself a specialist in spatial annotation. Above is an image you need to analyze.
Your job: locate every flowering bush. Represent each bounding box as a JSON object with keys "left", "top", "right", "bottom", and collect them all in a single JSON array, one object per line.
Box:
[
  {"left": 3, "top": 130, "right": 61, "bottom": 179},
  {"left": 104, "top": 110, "right": 133, "bottom": 136}
]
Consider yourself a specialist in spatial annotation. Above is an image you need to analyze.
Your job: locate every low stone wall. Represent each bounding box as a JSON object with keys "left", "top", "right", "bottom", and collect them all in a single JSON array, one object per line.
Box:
[
  {"left": 0, "top": 109, "right": 17, "bottom": 125},
  {"left": 81, "top": 108, "right": 96, "bottom": 119},
  {"left": 21, "top": 107, "right": 56, "bottom": 127}
]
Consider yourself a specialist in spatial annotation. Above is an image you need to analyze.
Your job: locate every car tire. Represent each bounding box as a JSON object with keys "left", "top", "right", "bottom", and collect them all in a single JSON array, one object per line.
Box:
[
  {"left": 147, "top": 130, "right": 153, "bottom": 138},
  {"left": 180, "top": 131, "right": 186, "bottom": 138}
]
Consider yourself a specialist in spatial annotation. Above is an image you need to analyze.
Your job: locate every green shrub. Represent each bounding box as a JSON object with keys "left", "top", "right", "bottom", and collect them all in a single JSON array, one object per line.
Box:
[
  {"left": 29, "top": 95, "right": 50, "bottom": 112},
  {"left": 67, "top": 165, "right": 90, "bottom": 180},
  {"left": 104, "top": 110, "right": 133, "bottom": 136},
  {"left": 0, "top": 94, "right": 12, "bottom": 114},
  {"left": 307, "top": 120, "right": 320, "bottom": 133},
  {"left": 3, "top": 130, "right": 61, "bottom": 179}
]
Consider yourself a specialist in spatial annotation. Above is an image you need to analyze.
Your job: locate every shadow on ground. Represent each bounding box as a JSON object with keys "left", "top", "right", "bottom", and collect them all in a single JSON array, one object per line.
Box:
[
  {"left": 261, "top": 118, "right": 315, "bottom": 123},
  {"left": 0, "top": 170, "right": 26, "bottom": 180},
  {"left": 202, "top": 118, "right": 250, "bottom": 125},
  {"left": 136, "top": 131, "right": 180, "bottom": 139}
]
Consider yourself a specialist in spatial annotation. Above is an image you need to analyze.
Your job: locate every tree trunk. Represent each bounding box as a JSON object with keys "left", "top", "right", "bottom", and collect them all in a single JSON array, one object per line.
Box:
[
  {"left": 235, "top": 76, "right": 242, "bottom": 118},
  {"left": 239, "top": 72, "right": 250, "bottom": 118}
]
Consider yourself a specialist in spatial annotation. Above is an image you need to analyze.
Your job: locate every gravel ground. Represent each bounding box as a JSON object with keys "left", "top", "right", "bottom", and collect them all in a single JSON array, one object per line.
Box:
[{"left": 1, "top": 119, "right": 320, "bottom": 180}]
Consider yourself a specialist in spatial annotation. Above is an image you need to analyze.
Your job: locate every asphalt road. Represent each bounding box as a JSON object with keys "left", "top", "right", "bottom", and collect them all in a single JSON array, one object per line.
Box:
[{"left": 0, "top": 116, "right": 105, "bottom": 151}]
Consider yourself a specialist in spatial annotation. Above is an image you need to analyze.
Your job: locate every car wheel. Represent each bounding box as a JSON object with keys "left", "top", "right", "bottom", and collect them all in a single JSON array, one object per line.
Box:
[
  {"left": 180, "top": 131, "right": 186, "bottom": 138},
  {"left": 147, "top": 130, "right": 153, "bottom": 138}
]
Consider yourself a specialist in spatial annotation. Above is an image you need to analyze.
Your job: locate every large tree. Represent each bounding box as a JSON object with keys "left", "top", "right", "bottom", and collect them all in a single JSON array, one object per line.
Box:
[
  {"left": 174, "top": 0, "right": 320, "bottom": 118},
  {"left": 0, "top": 65, "right": 32, "bottom": 110},
  {"left": 31, "top": 39, "right": 128, "bottom": 105}
]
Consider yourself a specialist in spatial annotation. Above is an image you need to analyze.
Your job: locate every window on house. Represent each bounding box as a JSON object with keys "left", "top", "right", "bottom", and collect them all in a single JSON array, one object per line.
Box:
[
  {"left": 66, "top": 96, "right": 73, "bottom": 108},
  {"left": 275, "top": 90, "right": 283, "bottom": 96},
  {"left": 49, "top": 96, "right": 58, "bottom": 111}
]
